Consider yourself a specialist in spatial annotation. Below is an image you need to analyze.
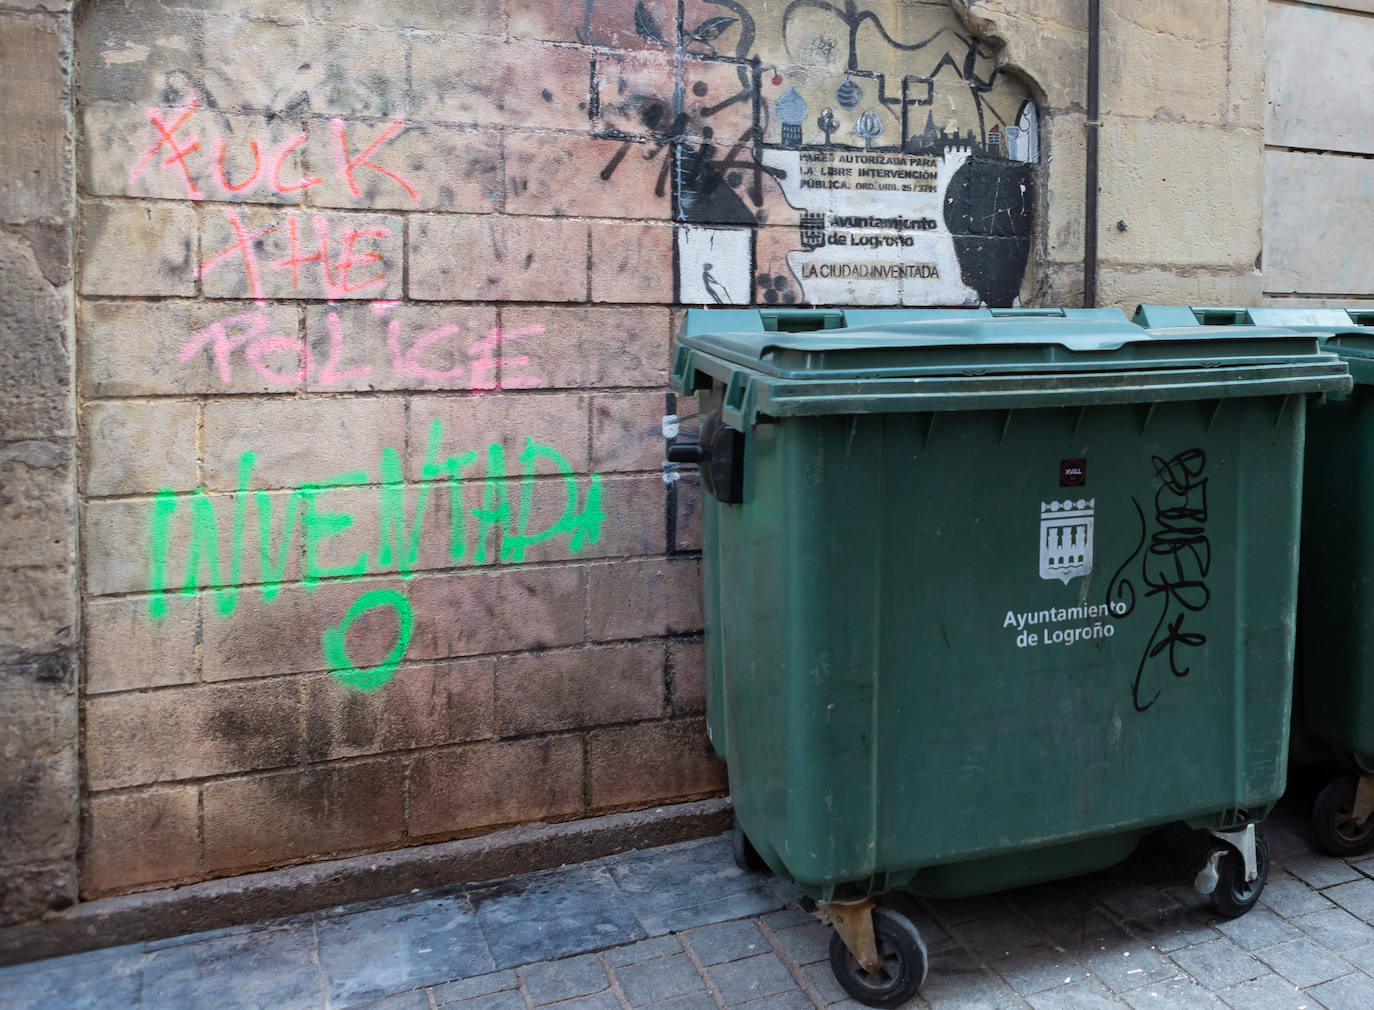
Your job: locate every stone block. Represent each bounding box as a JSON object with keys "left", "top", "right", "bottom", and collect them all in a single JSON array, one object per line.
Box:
[
  {"left": 406, "top": 566, "right": 588, "bottom": 660},
  {"left": 1096, "top": 265, "right": 1262, "bottom": 315},
  {"left": 0, "top": 565, "right": 76, "bottom": 664},
  {"left": 956, "top": 2, "right": 1085, "bottom": 110},
  {"left": 504, "top": 132, "right": 669, "bottom": 220},
  {"left": 502, "top": 306, "right": 671, "bottom": 389},
  {"left": 1227, "top": 0, "right": 1265, "bottom": 129},
  {"left": 198, "top": 18, "right": 407, "bottom": 118},
  {"left": 407, "top": 736, "right": 584, "bottom": 838},
  {"left": 509, "top": 0, "right": 665, "bottom": 49},
  {"left": 0, "top": 13, "right": 68, "bottom": 224},
  {"left": 303, "top": 302, "right": 501, "bottom": 393},
  {"left": 311, "top": 0, "right": 503, "bottom": 33},
  {"left": 669, "top": 638, "right": 706, "bottom": 716},
  {"left": 512, "top": 473, "right": 667, "bottom": 564},
  {"left": 0, "top": 233, "right": 71, "bottom": 440},
  {"left": 594, "top": 50, "right": 751, "bottom": 143},
  {"left": 84, "top": 594, "right": 198, "bottom": 693},
  {"left": 82, "top": 786, "right": 200, "bottom": 895},
  {"left": 202, "top": 394, "right": 406, "bottom": 490},
  {"left": 198, "top": 206, "right": 403, "bottom": 301},
  {"left": 80, "top": 299, "right": 302, "bottom": 397},
  {"left": 592, "top": 391, "right": 669, "bottom": 472},
  {"left": 83, "top": 498, "right": 162, "bottom": 596},
  {"left": 411, "top": 36, "right": 592, "bottom": 131},
  {"left": 496, "top": 642, "right": 665, "bottom": 736},
  {"left": 1265, "top": 150, "right": 1374, "bottom": 296},
  {"left": 1098, "top": 120, "right": 1261, "bottom": 269},
  {"left": 75, "top": 0, "right": 202, "bottom": 105},
  {"left": 587, "top": 718, "right": 725, "bottom": 808},
  {"left": 202, "top": 759, "right": 405, "bottom": 872},
  {"left": 1043, "top": 111, "right": 1085, "bottom": 266},
  {"left": 1267, "top": 3, "right": 1374, "bottom": 155},
  {"left": 85, "top": 679, "right": 301, "bottom": 790},
  {"left": 0, "top": 861, "right": 76, "bottom": 927},
  {"left": 408, "top": 214, "right": 588, "bottom": 302},
  {"left": 82, "top": 101, "right": 310, "bottom": 205},
  {"left": 0, "top": 676, "right": 78, "bottom": 863},
  {"left": 1101, "top": 15, "right": 1225, "bottom": 124},
  {"left": 0, "top": 440, "right": 74, "bottom": 568},
  {"left": 587, "top": 557, "right": 702, "bottom": 641},
  {"left": 291, "top": 482, "right": 438, "bottom": 580},
  {"left": 200, "top": 577, "right": 407, "bottom": 682},
  {"left": 590, "top": 222, "right": 674, "bottom": 303},
  {"left": 82, "top": 399, "right": 199, "bottom": 496},
  {"left": 83, "top": 485, "right": 306, "bottom": 599},
  {"left": 79, "top": 201, "right": 197, "bottom": 297},
  {"left": 301, "top": 658, "right": 495, "bottom": 762},
  {"left": 407, "top": 392, "right": 590, "bottom": 477},
  {"left": 304, "top": 120, "right": 502, "bottom": 213}
]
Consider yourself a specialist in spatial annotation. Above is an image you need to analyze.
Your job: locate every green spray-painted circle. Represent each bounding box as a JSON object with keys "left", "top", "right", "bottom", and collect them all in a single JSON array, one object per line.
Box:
[{"left": 321, "top": 588, "right": 413, "bottom": 691}]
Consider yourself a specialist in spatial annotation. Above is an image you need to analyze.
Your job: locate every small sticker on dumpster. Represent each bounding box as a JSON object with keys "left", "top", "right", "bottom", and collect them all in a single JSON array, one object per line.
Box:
[{"left": 1060, "top": 459, "right": 1086, "bottom": 486}]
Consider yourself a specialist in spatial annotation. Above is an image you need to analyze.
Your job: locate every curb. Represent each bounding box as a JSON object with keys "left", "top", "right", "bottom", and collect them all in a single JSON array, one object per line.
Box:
[{"left": 0, "top": 797, "right": 732, "bottom": 967}]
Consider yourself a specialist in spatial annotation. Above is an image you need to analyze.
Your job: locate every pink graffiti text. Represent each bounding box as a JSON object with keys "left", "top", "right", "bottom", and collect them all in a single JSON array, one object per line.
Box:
[
  {"left": 198, "top": 209, "right": 391, "bottom": 300},
  {"left": 177, "top": 306, "right": 545, "bottom": 391},
  {"left": 129, "top": 97, "right": 419, "bottom": 206}
]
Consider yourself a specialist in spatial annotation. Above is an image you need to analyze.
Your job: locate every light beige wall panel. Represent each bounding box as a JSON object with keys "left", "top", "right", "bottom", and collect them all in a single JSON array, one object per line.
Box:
[
  {"left": 1263, "top": 149, "right": 1374, "bottom": 294},
  {"left": 1267, "top": 3, "right": 1374, "bottom": 153}
]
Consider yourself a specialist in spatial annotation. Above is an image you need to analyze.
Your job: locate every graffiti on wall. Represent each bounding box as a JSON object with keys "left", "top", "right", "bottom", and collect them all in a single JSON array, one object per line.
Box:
[
  {"left": 132, "top": 98, "right": 418, "bottom": 204},
  {"left": 591, "top": 0, "right": 1038, "bottom": 306},
  {"left": 178, "top": 305, "right": 545, "bottom": 391},
  {"left": 122, "top": 93, "right": 616, "bottom": 693},
  {"left": 147, "top": 419, "right": 606, "bottom": 691}
]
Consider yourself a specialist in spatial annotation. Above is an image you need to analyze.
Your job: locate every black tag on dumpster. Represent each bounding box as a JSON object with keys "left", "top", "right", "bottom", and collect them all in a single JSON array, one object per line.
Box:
[{"left": 1060, "top": 459, "right": 1086, "bottom": 486}]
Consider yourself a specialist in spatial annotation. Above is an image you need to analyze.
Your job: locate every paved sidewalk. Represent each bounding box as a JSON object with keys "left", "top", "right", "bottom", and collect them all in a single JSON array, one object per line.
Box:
[{"left": 4, "top": 807, "right": 1374, "bottom": 1010}]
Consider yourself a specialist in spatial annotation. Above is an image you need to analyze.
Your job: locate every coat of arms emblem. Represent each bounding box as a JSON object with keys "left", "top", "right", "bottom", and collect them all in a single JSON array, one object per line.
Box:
[{"left": 1040, "top": 499, "right": 1094, "bottom": 584}]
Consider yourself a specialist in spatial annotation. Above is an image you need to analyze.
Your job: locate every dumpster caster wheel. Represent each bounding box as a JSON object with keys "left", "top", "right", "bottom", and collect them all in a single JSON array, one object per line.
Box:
[
  {"left": 828, "top": 906, "right": 928, "bottom": 1008},
  {"left": 731, "top": 817, "right": 768, "bottom": 874},
  {"left": 1313, "top": 775, "right": 1374, "bottom": 857},
  {"left": 1210, "top": 833, "right": 1270, "bottom": 919}
]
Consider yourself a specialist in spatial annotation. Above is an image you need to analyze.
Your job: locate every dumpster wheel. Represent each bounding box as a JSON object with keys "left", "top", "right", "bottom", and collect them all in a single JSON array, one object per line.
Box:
[
  {"left": 827, "top": 904, "right": 928, "bottom": 1008},
  {"left": 731, "top": 816, "right": 768, "bottom": 873},
  {"left": 1208, "top": 832, "right": 1270, "bottom": 919},
  {"left": 1312, "top": 774, "right": 1374, "bottom": 857}
]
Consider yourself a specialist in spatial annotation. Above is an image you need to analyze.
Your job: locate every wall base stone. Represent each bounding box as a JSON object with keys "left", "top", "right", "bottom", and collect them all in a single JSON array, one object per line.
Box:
[{"left": 0, "top": 861, "right": 76, "bottom": 930}]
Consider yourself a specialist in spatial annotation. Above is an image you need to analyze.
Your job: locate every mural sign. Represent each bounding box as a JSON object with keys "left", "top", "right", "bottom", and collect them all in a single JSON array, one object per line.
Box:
[{"left": 596, "top": 0, "right": 1038, "bottom": 307}]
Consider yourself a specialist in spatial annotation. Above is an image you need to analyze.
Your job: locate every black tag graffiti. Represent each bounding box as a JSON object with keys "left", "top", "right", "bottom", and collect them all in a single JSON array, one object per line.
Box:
[{"left": 1106, "top": 449, "right": 1211, "bottom": 712}]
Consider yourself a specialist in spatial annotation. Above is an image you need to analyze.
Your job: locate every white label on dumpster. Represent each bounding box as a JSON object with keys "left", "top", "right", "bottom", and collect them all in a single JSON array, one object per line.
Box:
[
  {"left": 1003, "top": 601, "right": 1127, "bottom": 649},
  {"left": 1039, "top": 499, "right": 1094, "bottom": 584}
]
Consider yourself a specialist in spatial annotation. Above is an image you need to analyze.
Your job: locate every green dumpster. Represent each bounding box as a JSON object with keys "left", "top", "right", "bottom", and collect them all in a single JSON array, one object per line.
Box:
[
  {"left": 1135, "top": 305, "right": 1374, "bottom": 857},
  {"left": 668, "top": 307, "right": 1350, "bottom": 1006}
]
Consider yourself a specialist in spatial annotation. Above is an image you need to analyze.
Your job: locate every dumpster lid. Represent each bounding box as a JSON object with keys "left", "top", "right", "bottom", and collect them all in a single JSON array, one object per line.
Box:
[
  {"left": 678, "top": 315, "right": 1328, "bottom": 381},
  {"left": 671, "top": 310, "right": 1351, "bottom": 426},
  {"left": 1130, "top": 305, "right": 1374, "bottom": 368}
]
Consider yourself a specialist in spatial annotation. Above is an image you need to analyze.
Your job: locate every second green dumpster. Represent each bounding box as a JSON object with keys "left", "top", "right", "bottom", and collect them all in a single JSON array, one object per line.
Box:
[
  {"left": 668, "top": 308, "right": 1350, "bottom": 1007},
  {"left": 1135, "top": 305, "right": 1374, "bottom": 859}
]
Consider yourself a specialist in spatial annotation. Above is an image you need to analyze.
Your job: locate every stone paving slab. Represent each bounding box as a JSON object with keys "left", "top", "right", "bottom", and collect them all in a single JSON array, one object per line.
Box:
[{"left": 3, "top": 812, "right": 1374, "bottom": 1010}]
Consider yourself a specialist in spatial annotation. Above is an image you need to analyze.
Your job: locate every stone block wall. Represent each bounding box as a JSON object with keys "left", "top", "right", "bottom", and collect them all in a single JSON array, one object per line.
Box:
[
  {"left": 0, "top": 2, "right": 80, "bottom": 924},
  {"left": 0, "top": 0, "right": 1282, "bottom": 921},
  {"left": 71, "top": 0, "right": 724, "bottom": 900}
]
